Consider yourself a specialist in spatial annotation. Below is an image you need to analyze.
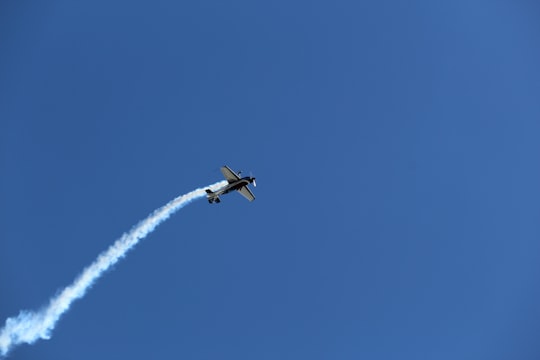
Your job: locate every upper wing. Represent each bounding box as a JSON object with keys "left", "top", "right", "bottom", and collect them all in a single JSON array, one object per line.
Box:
[
  {"left": 238, "top": 186, "right": 255, "bottom": 202},
  {"left": 221, "top": 166, "right": 241, "bottom": 182}
]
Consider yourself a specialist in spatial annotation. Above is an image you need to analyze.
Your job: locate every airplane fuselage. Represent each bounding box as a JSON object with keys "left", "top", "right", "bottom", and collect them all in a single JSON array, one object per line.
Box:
[{"left": 215, "top": 178, "right": 253, "bottom": 196}]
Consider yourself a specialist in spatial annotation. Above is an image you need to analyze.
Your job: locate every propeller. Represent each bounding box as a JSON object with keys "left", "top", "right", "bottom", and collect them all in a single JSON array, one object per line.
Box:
[{"left": 250, "top": 171, "right": 256, "bottom": 187}]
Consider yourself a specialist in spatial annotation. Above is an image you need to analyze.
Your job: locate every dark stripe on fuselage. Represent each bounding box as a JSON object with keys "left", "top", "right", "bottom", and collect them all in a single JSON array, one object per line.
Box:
[{"left": 222, "top": 178, "right": 250, "bottom": 194}]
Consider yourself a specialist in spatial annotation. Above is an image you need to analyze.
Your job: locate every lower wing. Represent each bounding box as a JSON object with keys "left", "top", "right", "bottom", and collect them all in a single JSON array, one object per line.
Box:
[{"left": 238, "top": 186, "right": 255, "bottom": 202}]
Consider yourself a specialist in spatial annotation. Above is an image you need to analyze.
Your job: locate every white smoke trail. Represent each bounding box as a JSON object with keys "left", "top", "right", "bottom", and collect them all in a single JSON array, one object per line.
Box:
[{"left": 0, "top": 180, "right": 228, "bottom": 357}]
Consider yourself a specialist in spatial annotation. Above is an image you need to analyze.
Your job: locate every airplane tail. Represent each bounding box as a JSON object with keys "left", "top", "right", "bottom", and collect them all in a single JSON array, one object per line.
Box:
[{"left": 205, "top": 189, "right": 220, "bottom": 203}]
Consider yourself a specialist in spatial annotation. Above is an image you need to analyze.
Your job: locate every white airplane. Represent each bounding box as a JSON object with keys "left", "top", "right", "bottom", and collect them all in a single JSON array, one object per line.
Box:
[{"left": 205, "top": 165, "right": 256, "bottom": 204}]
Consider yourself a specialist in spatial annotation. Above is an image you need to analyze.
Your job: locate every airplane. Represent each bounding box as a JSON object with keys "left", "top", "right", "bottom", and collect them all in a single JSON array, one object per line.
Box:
[{"left": 206, "top": 165, "right": 256, "bottom": 203}]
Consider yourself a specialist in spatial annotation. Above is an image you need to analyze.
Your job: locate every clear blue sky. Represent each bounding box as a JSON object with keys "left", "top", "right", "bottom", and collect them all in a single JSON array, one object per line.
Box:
[{"left": 1, "top": 1, "right": 540, "bottom": 359}]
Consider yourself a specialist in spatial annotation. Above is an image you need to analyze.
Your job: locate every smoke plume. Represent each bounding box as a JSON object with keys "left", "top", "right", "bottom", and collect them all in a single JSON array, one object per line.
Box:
[{"left": 0, "top": 180, "right": 227, "bottom": 357}]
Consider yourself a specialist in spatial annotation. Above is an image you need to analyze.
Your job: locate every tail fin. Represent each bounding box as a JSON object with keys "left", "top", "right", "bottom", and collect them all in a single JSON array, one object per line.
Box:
[
  {"left": 206, "top": 189, "right": 220, "bottom": 204},
  {"left": 206, "top": 189, "right": 214, "bottom": 203}
]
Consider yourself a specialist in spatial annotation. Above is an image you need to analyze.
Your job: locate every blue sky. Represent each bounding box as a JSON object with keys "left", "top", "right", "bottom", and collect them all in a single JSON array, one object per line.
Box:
[{"left": 1, "top": 1, "right": 540, "bottom": 359}]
